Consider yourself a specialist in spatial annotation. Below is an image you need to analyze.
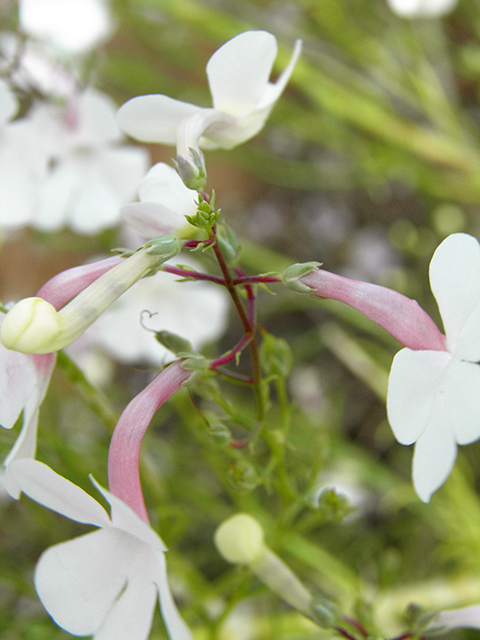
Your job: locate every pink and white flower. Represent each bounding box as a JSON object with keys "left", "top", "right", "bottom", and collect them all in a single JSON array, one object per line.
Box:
[
  {"left": 8, "top": 359, "right": 195, "bottom": 640},
  {"left": 292, "top": 233, "right": 480, "bottom": 502},
  {"left": 9, "top": 458, "right": 192, "bottom": 640}
]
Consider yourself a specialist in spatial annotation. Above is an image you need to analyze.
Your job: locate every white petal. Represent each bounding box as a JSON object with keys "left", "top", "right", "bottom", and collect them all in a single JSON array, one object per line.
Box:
[
  {"left": 412, "top": 416, "right": 457, "bottom": 502},
  {"left": 79, "top": 260, "right": 229, "bottom": 365},
  {"left": 0, "top": 342, "right": 37, "bottom": 430},
  {"left": 121, "top": 202, "right": 187, "bottom": 237},
  {"left": 207, "top": 31, "right": 278, "bottom": 117},
  {"left": 0, "top": 79, "right": 18, "bottom": 123},
  {"left": 2, "top": 353, "right": 56, "bottom": 498},
  {"left": 35, "top": 528, "right": 133, "bottom": 635},
  {"left": 9, "top": 460, "right": 110, "bottom": 526},
  {"left": 139, "top": 163, "right": 196, "bottom": 214},
  {"left": 19, "top": 0, "right": 114, "bottom": 53},
  {"left": 443, "top": 360, "right": 480, "bottom": 445},
  {"left": 72, "top": 89, "right": 122, "bottom": 146},
  {"left": 2, "top": 397, "right": 40, "bottom": 499},
  {"left": 95, "top": 550, "right": 157, "bottom": 640},
  {"left": 92, "top": 477, "right": 167, "bottom": 553},
  {"left": 155, "top": 554, "right": 193, "bottom": 640},
  {"left": 439, "top": 605, "right": 480, "bottom": 631},
  {"left": 34, "top": 163, "right": 78, "bottom": 231},
  {"left": 455, "top": 297, "right": 480, "bottom": 362},
  {"left": 258, "top": 39, "right": 302, "bottom": 109},
  {"left": 99, "top": 146, "right": 150, "bottom": 203},
  {"left": 387, "top": 348, "right": 451, "bottom": 445},
  {"left": 387, "top": 0, "right": 458, "bottom": 17},
  {"left": 429, "top": 234, "right": 480, "bottom": 351},
  {"left": 117, "top": 95, "right": 200, "bottom": 144},
  {"left": 68, "top": 171, "right": 121, "bottom": 233}
]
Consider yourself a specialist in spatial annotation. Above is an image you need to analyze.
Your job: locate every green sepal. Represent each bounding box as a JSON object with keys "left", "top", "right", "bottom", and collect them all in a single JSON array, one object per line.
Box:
[
  {"left": 154, "top": 330, "right": 193, "bottom": 355},
  {"left": 281, "top": 262, "right": 322, "bottom": 294}
]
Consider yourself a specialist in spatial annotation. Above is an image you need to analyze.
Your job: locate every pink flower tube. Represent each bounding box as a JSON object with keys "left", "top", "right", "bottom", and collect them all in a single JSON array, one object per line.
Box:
[
  {"left": 36, "top": 255, "right": 123, "bottom": 310},
  {"left": 300, "top": 267, "right": 447, "bottom": 352},
  {"left": 108, "top": 360, "right": 193, "bottom": 523}
]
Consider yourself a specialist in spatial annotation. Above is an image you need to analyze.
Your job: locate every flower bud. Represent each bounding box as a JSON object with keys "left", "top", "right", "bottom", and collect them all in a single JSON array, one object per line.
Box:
[
  {"left": 173, "top": 148, "right": 207, "bottom": 191},
  {"left": 1, "top": 238, "right": 182, "bottom": 355},
  {"left": 143, "top": 234, "right": 181, "bottom": 259},
  {"left": 214, "top": 513, "right": 265, "bottom": 565},
  {"left": 154, "top": 330, "right": 193, "bottom": 355},
  {"left": 0, "top": 298, "right": 63, "bottom": 354},
  {"left": 281, "top": 262, "right": 322, "bottom": 294},
  {"left": 216, "top": 222, "right": 240, "bottom": 267}
]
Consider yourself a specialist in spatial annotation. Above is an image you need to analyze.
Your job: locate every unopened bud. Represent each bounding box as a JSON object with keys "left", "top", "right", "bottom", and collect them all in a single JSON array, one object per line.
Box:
[
  {"left": 281, "top": 262, "right": 322, "bottom": 294},
  {"left": 214, "top": 513, "right": 265, "bottom": 565},
  {"left": 0, "top": 298, "right": 63, "bottom": 353},
  {"left": 155, "top": 330, "right": 192, "bottom": 355},
  {"left": 1, "top": 238, "right": 181, "bottom": 355},
  {"left": 216, "top": 222, "right": 240, "bottom": 267},
  {"left": 173, "top": 148, "right": 207, "bottom": 191},
  {"left": 143, "top": 235, "right": 181, "bottom": 260},
  {"left": 260, "top": 332, "right": 292, "bottom": 378}
]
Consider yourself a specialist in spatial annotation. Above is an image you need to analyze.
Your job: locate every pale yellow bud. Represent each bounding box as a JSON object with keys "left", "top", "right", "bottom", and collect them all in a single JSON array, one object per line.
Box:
[
  {"left": 214, "top": 513, "right": 265, "bottom": 565},
  {"left": 0, "top": 298, "right": 63, "bottom": 354}
]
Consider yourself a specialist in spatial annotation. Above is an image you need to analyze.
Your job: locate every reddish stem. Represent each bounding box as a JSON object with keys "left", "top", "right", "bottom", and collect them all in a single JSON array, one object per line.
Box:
[
  {"left": 232, "top": 275, "right": 281, "bottom": 285},
  {"left": 334, "top": 627, "right": 358, "bottom": 640},
  {"left": 210, "top": 335, "right": 251, "bottom": 369},
  {"left": 162, "top": 264, "right": 225, "bottom": 285}
]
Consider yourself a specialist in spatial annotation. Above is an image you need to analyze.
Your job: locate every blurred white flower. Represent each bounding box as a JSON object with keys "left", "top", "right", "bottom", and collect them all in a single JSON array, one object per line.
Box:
[
  {"left": 19, "top": 0, "right": 114, "bottom": 54},
  {"left": 0, "top": 89, "right": 149, "bottom": 234},
  {"left": 0, "top": 33, "right": 77, "bottom": 99},
  {"left": 0, "top": 79, "right": 52, "bottom": 228},
  {"left": 386, "top": 0, "right": 458, "bottom": 18},
  {"left": 69, "top": 254, "right": 229, "bottom": 367},
  {"left": 121, "top": 163, "right": 197, "bottom": 237}
]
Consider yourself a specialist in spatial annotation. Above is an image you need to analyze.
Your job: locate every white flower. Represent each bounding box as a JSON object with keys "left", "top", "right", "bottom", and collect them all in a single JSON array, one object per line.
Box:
[
  {"left": 8, "top": 459, "right": 192, "bottom": 640},
  {"left": 71, "top": 254, "right": 229, "bottom": 366},
  {"left": 387, "top": 233, "right": 480, "bottom": 502},
  {"left": 19, "top": 0, "right": 114, "bottom": 54},
  {"left": 117, "top": 30, "right": 301, "bottom": 183},
  {"left": 121, "top": 163, "right": 197, "bottom": 237},
  {"left": 0, "top": 89, "right": 149, "bottom": 234},
  {"left": 386, "top": 0, "right": 458, "bottom": 18}
]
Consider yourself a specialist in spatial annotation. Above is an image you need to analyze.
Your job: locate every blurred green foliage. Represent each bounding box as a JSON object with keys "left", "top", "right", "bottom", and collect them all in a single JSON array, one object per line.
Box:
[{"left": 3, "top": 0, "right": 480, "bottom": 639}]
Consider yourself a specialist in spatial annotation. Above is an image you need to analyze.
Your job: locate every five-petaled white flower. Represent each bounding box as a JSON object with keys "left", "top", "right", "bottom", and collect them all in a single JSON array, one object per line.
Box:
[
  {"left": 9, "top": 459, "right": 192, "bottom": 640},
  {"left": 386, "top": 0, "right": 458, "bottom": 18},
  {"left": 387, "top": 233, "right": 480, "bottom": 502},
  {"left": 117, "top": 30, "right": 301, "bottom": 187}
]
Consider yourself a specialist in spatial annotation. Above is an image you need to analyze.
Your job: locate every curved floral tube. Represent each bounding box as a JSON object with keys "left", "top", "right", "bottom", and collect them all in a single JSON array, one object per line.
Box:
[{"left": 108, "top": 360, "right": 193, "bottom": 523}]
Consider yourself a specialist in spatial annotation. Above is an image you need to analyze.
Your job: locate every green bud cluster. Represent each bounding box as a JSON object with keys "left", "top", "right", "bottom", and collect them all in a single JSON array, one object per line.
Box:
[{"left": 185, "top": 193, "right": 220, "bottom": 229}]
